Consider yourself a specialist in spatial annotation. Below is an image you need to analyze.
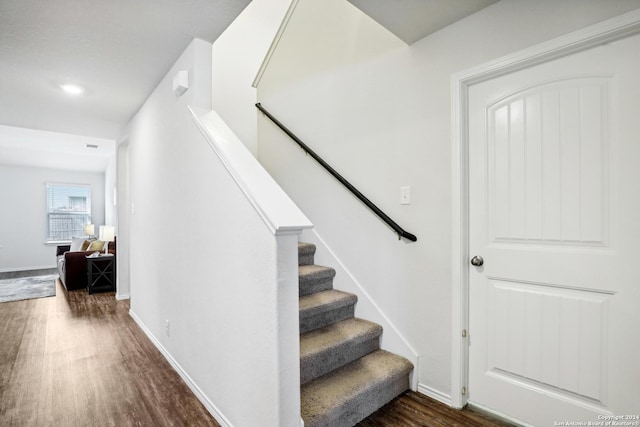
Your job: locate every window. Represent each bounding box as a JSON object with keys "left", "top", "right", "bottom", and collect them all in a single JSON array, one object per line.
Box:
[{"left": 46, "top": 183, "right": 91, "bottom": 242}]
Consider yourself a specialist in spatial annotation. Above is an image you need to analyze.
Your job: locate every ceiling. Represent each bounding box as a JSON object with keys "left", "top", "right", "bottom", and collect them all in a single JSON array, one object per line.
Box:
[
  {"left": 0, "top": 124, "right": 115, "bottom": 172},
  {"left": 348, "top": 0, "right": 498, "bottom": 44},
  {"left": 0, "top": 0, "right": 250, "bottom": 171},
  {"left": 0, "top": 0, "right": 496, "bottom": 173}
]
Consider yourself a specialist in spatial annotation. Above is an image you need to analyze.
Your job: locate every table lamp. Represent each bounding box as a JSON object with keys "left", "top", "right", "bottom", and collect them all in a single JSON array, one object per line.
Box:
[{"left": 99, "top": 225, "right": 115, "bottom": 254}]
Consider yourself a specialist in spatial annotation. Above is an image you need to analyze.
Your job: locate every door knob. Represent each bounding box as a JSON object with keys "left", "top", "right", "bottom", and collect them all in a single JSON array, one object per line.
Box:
[{"left": 470, "top": 255, "right": 484, "bottom": 267}]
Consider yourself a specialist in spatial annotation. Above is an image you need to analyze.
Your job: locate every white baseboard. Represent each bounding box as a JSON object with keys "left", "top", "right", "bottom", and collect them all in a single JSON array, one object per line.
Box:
[
  {"left": 417, "top": 383, "right": 452, "bottom": 406},
  {"left": 128, "top": 309, "right": 233, "bottom": 427},
  {"left": 415, "top": 384, "right": 530, "bottom": 426},
  {"left": 115, "top": 292, "right": 130, "bottom": 300},
  {"left": 0, "top": 265, "right": 56, "bottom": 273}
]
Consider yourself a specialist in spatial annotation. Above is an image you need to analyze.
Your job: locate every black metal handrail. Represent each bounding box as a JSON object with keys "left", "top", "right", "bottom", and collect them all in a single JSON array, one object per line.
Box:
[{"left": 256, "top": 103, "right": 417, "bottom": 242}]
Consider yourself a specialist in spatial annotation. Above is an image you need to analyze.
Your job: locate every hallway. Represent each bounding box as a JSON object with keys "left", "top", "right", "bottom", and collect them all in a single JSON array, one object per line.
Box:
[
  {"left": 0, "top": 279, "right": 512, "bottom": 426},
  {"left": 0, "top": 280, "right": 218, "bottom": 426}
]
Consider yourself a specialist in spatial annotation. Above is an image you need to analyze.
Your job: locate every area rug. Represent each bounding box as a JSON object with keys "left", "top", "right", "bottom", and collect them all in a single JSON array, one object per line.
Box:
[{"left": 0, "top": 274, "right": 57, "bottom": 303}]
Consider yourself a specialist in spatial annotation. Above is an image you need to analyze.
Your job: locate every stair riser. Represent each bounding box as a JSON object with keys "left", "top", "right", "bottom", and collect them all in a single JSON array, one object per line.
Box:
[
  {"left": 299, "top": 276, "right": 334, "bottom": 297},
  {"left": 300, "top": 305, "right": 354, "bottom": 334},
  {"left": 298, "top": 243, "right": 316, "bottom": 266},
  {"left": 297, "top": 242, "right": 414, "bottom": 426},
  {"left": 312, "top": 373, "right": 410, "bottom": 427},
  {"left": 298, "top": 253, "right": 314, "bottom": 266},
  {"left": 301, "top": 336, "right": 380, "bottom": 385}
]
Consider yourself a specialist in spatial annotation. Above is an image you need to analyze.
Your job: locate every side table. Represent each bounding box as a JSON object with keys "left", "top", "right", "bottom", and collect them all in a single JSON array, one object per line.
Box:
[{"left": 86, "top": 254, "right": 116, "bottom": 294}]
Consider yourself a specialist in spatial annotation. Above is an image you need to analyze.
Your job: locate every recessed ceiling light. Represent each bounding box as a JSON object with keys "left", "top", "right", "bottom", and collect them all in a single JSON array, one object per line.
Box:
[{"left": 60, "top": 83, "right": 85, "bottom": 95}]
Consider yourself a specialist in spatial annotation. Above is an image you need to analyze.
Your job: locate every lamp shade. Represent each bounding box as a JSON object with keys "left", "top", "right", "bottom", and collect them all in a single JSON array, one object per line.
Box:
[
  {"left": 84, "top": 223, "right": 95, "bottom": 235},
  {"left": 99, "top": 225, "right": 115, "bottom": 242}
]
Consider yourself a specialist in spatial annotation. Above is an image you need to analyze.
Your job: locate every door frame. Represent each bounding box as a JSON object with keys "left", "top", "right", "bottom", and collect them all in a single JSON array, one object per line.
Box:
[{"left": 450, "top": 9, "right": 640, "bottom": 410}]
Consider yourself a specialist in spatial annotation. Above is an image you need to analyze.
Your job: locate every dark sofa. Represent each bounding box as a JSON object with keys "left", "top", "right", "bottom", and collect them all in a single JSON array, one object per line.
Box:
[{"left": 56, "top": 239, "right": 116, "bottom": 290}]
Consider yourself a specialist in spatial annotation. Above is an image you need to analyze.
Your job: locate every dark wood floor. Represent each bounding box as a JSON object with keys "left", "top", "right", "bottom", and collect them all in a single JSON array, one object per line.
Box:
[
  {"left": 0, "top": 277, "right": 513, "bottom": 427},
  {"left": 0, "top": 279, "right": 219, "bottom": 427},
  {"left": 358, "top": 391, "right": 515, "bottom": 426}
]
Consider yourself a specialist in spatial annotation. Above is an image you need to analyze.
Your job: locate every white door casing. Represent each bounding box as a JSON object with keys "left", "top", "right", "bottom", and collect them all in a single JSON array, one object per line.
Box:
[{"left": 451, "top": 9, "right": 640, "bottom": 423}]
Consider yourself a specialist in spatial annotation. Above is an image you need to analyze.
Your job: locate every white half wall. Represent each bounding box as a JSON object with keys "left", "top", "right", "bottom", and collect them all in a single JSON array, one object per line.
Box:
[
  {"left": 0, "top": 165, "right": 105, "bottom": 271},
  {"left": 256, "top": 0, "right": 640, "bottom": 401},
  {"left": 125, "top": 38, "right": 304, "bottom": 426}
]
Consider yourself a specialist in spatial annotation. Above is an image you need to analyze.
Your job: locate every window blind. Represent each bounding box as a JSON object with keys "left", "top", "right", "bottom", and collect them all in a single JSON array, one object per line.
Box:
[{"left": 46, "top": 183, "right": 92, "bottom": 241}]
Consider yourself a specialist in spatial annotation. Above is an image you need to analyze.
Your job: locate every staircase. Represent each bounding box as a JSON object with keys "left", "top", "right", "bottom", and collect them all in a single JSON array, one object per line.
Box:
[{"left": 298, "top": 242, "right": 413, "bottom": 427}]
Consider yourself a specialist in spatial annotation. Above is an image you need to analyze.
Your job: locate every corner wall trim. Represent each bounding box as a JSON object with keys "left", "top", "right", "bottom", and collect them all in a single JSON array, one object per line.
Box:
[
  {"left": 128, "top": 309, "right": 232, "bottom": 427},
  {"left": 252, "top": 0, "right": 300, "bottom": 88}
]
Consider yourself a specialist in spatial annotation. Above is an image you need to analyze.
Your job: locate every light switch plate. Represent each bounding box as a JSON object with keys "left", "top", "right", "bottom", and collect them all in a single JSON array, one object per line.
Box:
[{"left": 400, "top": 186, "right": 411, "bottom": 205}]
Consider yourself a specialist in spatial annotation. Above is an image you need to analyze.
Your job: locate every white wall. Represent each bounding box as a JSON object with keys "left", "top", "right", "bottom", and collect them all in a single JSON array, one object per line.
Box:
[
  {"left": 211, "top": 0, "right": 293, "bottom": 156},
  {"left": 104, "top": 154, "right": 117, "bottom": 228},
  {"left": 125, "top": 38, "right": 302, "bottom": 426},
  {"left": 0, "top": 165, "right": 105, "bottom": 271},
  {"left": 115, "top": 142, "right": 130, "bottom": 299},
  {"left": 256, "top": 0, "right": 640, "bottom": 401}
]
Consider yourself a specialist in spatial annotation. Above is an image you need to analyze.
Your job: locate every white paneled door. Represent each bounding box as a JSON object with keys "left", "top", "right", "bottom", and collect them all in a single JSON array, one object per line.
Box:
[{"left": 468, "top": 33, "right": 640, "bottom": 425}]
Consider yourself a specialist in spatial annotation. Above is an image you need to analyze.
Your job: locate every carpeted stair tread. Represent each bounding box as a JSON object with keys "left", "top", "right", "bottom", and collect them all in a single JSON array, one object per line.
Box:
[
  {"left": 299, "top": 290, "right": 357, "bottom": 334},
  {"left": 298, "top": 242, "right": 316, "bottom": 266},
  {"left": 301, "top": 350, "right": 413, "bottom": 427},
  {"left": 296, "top": 240, "right": 414, "bottom": 424},
  {"left": 300, "top": 318, "right": 382, "bottom": 385},
  {"left": 299, "top": 289, "right": 357, "bottom": 317},
  {"left": 299, "top": 264, "right": 336, "bottom": 296}
]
